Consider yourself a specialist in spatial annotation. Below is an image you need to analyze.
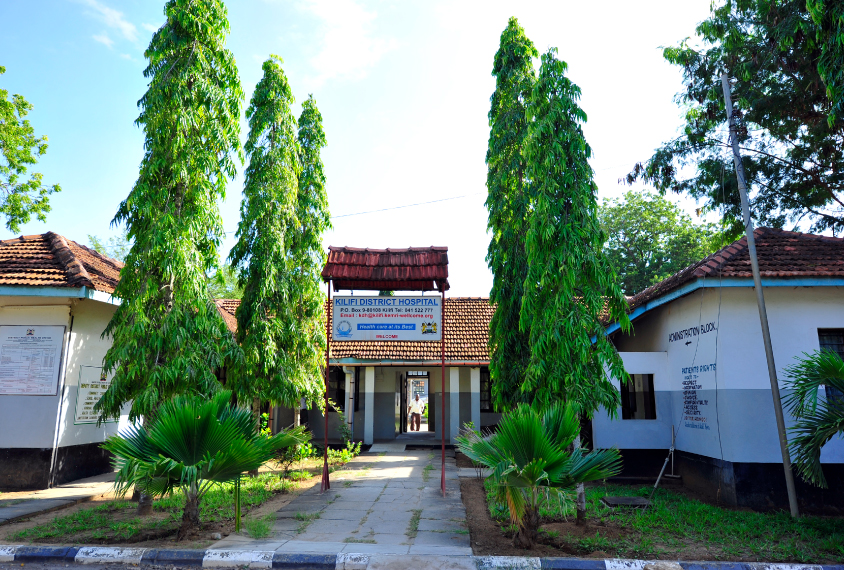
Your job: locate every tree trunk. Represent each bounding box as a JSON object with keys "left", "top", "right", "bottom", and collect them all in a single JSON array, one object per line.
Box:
[
  {"left": 137, "top": 492, "right": 153, "bottom": 516},
  {"left": 249, "top": 397, "right": 261, "bottom": 477},
  {"left": 512, "top": 505, "right": 539, "bottom": 549},
  {"left": 293, "top": 399, "right": 301, "bottom": 427},
  {"left": 574, "top": 434, "right": 586, "bottom": 525},
  {"left": 176, "top": 489, "right": 200, "bottom": 541}
]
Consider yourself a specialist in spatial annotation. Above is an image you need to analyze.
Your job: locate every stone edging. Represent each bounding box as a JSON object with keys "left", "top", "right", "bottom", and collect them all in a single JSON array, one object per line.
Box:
[{"left": 1, "top": 546, "right": 841, "bottom": 570}]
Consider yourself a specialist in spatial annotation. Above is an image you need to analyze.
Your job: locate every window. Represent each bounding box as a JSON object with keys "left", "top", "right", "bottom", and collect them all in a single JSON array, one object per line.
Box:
[
  {"left": 621, "top": 374, "right": 656, "bottom": 420},
  {"left": 328, "top": 367, "right": 345, "bottom": 412},
  {"left": 817, "top": 330, "right": 844, "bottom": 403},
  {"left": 480, "top": 367, "right": 492, "bottom": 412}
]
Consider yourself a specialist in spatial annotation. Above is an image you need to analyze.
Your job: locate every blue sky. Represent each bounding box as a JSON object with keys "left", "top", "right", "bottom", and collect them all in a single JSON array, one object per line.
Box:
[{"left": 1, "top": 0, "right": 711, "bottom": 296}]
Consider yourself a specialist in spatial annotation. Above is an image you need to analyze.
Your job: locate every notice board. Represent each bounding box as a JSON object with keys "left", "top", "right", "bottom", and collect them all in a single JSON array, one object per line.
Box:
[
  {"left": 0, "top": 325, "right": 65, "bottom": 395},
  {"left": 74, "top": 366, "right": 115, "bottom": 424},
  {"left": 332, "top": 296, "right": 442, "bottom": 342}
]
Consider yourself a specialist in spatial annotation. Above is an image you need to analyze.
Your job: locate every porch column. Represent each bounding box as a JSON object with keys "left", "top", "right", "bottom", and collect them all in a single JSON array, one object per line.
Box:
[
  {"left": 470, "top": 367, "right": 480, "bottom": 430},
  {"left": 364, "top": 366, "right": 375, "bottom": 445},
  {"left": 449, "top": 367, "right": 460, "bottom": 444},
  {"left": 343, "top": 367, "right": 354, "bottom": 439}
]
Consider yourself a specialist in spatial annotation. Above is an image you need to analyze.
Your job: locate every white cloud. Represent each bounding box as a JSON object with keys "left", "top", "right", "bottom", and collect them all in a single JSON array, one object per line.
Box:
[
  {"left": 300, "top": 0, "right": 397, "bottom": 88},
  {"left": 141, "top": 23, "right": 160, "bottom": 33},
  {"left": 119, "top": 53, "right": 132, "bottom": 60},
  {"left": 92, "top": 33, "right": 114, "bottom": 48},
  {"left": 80, "top": 0, "right": 138, "bottom": 42}
]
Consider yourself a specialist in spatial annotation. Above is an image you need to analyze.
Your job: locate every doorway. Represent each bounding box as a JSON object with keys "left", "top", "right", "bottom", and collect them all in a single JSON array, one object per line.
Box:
[{"left": 402, "top": 370, "right": 429, "bottom": 433}]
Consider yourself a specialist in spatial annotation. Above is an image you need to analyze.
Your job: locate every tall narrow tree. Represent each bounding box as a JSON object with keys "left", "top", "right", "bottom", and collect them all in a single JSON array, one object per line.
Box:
[
  {"left": 228, "top": 58, "right": 328, "bottom": 419},
  {"left": 485, "top": 18, "right": 537, "bottom": 411},
  {"left": 291, "top": 94, "right": 331, "bottom": 404},
  {"left": 520, "top": 48, "right": 631, "bottom": 524},
  {"left": 96, "top": 0, "right": 243, "bottom": 424}
]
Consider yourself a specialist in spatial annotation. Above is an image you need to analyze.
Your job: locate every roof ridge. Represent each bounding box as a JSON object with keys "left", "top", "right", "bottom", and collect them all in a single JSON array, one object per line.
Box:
[
  {"left": 45, "top": 232, "right": 95, "bottom": 289},
  {"left": 67, "top": 238, "right": 125, "bottom": 270}
]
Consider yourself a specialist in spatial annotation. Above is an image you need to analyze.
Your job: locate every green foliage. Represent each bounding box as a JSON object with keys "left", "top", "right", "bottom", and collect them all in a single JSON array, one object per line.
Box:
[
  {"left": 96, "top": 0, "right": 243, "bottom": 421},
  {"left": 326, "top": 441, "right": 361, "bottom": 464},
  {"left": 207, "top": 262, "right": 243, "bottom": 299},
  {"left": 482, "top": 482, "right": 844, "bottom": 561},
  {"left": 485, "top": 18, "right": 538, "bottom": 411},
  {"left": 328, "top": 398, "right": 353, "bottom": 444},
  {"left": 599, "top": 190, "right": 720, "bottom": 295},
  {"left": 228, "top": 57, "right": 328, "bottom": 411},
  {"left": 101, "top": 390, "right": 307, "bottom": 538},
  {"left": 783, "top": 349, "right": 844, "bottom": 487},
  {"left": 626, "top": 0, "right": 844, "bottom": 235},
  {"left": 10, "top": 472, "right": 299, "bottom": 543},
  {"left": 88, "top": 230, "right": 131, "bottom": 262},
  {"left": 520, "top": 48, "right": 630, "bottom": 416},
  {"left": 808, "top": 0, "right": 844, "bottom": 126},
  {"left": 456, "top": 402, "right": 621, "bottom": 548},
  {"left": 0, "top": 65, "right": 61, "bottom": 233}
]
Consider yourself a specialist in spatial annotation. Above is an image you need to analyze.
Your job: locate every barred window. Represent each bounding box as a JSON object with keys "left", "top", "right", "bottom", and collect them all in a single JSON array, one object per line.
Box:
[
  {"left": 817, "top": 330, "right": 844, "bottom": 403},
  {"left": 480, "top": 367, "right": 492, "bottom": 412}
]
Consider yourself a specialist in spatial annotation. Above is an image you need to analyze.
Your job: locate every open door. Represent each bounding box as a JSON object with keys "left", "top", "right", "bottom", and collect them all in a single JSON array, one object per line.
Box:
[{"left": 400, "top": 373, "right": 408, "bottom": 433}]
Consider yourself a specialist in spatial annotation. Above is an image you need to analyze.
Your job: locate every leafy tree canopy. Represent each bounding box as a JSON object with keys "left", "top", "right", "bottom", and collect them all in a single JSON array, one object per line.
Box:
[
  {"left": 599, "top": 190, "right": 719, "bottom": 295},
  {"left": 520, "top": 48, "right": 630, "bottom": 417},
  {"left": 88, "top": 230, "right": 131, "bottom": 262},
  {"left": 206, "top": 262, "right": 243, "bottom": 299},
  {"left": 626, "top": 0, "right": 844, "bottom": 235},
  {"left": 228, "top": 56, "right": 328, "bottom": 410},
  {"left": 485, "top": 17, "right": 538, "bottom": 412},
  {"left": 0, "top": 65, "right": 60, "bottom": 233},
  {"left": 96, "top": 0, "right": 243, "bottom": 422}
]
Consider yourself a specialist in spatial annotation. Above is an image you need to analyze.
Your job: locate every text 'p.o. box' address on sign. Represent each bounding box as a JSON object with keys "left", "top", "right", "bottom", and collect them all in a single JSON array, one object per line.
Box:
[{"left": 332, "top": 296, "right": 442, "bottom": 342}]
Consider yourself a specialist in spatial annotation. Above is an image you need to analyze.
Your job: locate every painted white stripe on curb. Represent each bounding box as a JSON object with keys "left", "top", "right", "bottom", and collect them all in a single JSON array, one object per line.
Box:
[
  {"left": 203, "top": 549, "right": 275, "bottom": 568},
  {"left": 336, "top": 552, "right": 369, "bottom": 570},
  {"left": 75, "top": 547, "right": 147, "bottom": 565},
  {"left": 606, "top": 559, "right": 657, "bottom": 570},
  {"left": 476, "top": 556, "right": 542, "bottom": 570},
  {"left": 0, "top": 546, "right": 19, "bottom": 562},
  {"left": 749, "top": 562, "right": 821, "bottom": 570}
]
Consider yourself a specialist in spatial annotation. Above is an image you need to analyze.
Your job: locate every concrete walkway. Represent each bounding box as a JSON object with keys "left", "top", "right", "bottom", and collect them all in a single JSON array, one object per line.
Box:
[
  {"left": 211, "top": 449, "right": 471, "bottom": 556},
  {"left": 0, "top": 472, "right": 116, "bottom": 525}
]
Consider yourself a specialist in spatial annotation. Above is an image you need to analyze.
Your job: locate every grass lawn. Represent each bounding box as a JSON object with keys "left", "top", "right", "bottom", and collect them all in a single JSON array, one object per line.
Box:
[
  {"left": 483, "top": 480, "right": 844, "bottom": 563},
  {"left": 5, "top": 459, "right": 330, "bottom": 546}
]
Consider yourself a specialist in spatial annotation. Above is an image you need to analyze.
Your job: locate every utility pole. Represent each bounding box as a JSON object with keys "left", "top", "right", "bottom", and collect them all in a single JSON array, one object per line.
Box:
[{"left": 720, "top": 74, "right": 799, "bottom": 517}]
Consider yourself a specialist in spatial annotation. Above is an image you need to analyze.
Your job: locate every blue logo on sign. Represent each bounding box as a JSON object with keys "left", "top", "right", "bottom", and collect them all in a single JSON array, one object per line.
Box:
[{"left": 336, "top": 320, "right": 353, "bottom": 338}]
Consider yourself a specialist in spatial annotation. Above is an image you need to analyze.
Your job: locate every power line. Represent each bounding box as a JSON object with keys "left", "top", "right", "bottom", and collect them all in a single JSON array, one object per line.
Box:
[{"left": 330, "top": 192, "right": 486, "bottom": 220}]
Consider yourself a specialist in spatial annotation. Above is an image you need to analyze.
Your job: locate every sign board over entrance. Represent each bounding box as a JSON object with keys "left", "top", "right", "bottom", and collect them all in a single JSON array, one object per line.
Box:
[{"left": 332, "top": 295, "right": 442, "bottom": 341}]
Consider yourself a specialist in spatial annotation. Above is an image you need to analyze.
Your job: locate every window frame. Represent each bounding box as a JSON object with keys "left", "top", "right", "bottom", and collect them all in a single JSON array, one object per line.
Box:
[
  {"left": 480, "top": 367, "right": 492, "bottom": 413},
  {"left": 620, "top": 373, "right": 657, "bottom": 420}
]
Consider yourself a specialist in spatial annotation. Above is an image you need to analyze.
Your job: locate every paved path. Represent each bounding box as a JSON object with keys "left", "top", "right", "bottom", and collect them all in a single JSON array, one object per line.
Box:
[
  {"left": 211, "top": 449, "right": 471, "bottom": 556},
  {"left": 0, "top": 472, "right": 116, "bottom": 525}
]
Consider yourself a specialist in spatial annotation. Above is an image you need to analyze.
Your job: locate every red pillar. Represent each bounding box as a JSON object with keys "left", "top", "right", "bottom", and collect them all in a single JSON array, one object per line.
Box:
[
  {"left": 440, "top": 284, "right": 446, "bottom": 497},
  {"left": 321, "top": 280, "right": 331, "bottom": 492}
]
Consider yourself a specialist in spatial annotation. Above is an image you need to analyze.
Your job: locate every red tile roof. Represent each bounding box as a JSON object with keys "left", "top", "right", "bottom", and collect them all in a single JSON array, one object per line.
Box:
[
  {"left": 215, "top": 297, "right": 493, "bottom": 364},
  {"left": 628, "top": 227, "right": 844, "bottom": 311},
  {"left": 322, "top": 246, "right": 450, "bottom": 292},
  {"left": 0, "top": 233, "right": 123, "bottom": 293}
]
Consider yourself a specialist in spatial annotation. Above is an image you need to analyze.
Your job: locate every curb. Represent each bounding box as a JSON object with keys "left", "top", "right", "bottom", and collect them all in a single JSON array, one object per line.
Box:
[{"left": 0, "top": 547, "right": 841, "bottom": 570}]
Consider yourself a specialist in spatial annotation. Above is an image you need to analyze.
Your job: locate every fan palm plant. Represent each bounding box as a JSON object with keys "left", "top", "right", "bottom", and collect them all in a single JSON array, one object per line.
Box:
[
  {"left": 456, "top": 402, "right": 621, "bottom": 549},
  {"left": 102, "top": 390, "right": 308, "bottom": 540},
  {"left": 783, "top": 349, "right": 844, "bottom": 487}
]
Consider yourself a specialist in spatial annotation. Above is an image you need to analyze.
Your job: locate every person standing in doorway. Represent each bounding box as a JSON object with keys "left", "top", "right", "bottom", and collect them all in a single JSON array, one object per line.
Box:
[{"left": 408, "top": 393, "right": 423, "bottom": 431}]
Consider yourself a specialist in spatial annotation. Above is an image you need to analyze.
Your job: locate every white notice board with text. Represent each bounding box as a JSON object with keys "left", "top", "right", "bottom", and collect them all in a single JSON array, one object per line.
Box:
[{"left": 0, "top": 325, "right": 65, "bottom": 395}]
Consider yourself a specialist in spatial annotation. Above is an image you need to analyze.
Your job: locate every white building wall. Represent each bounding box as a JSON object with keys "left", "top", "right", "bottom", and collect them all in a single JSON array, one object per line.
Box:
[{"left": 600, "top": 284, "right": 844, "bottom": 465}]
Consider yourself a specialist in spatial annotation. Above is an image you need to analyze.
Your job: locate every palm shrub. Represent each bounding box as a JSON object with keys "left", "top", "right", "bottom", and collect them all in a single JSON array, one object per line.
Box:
[
  {"left": 783, "top": 350, "right": 844, "bottom": 487},
  {"left": 456, "top": 402, "right": 621, "bottom": 549},
  {"left": 102, "top": 391, "right": 308, "bottom": 540}
]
